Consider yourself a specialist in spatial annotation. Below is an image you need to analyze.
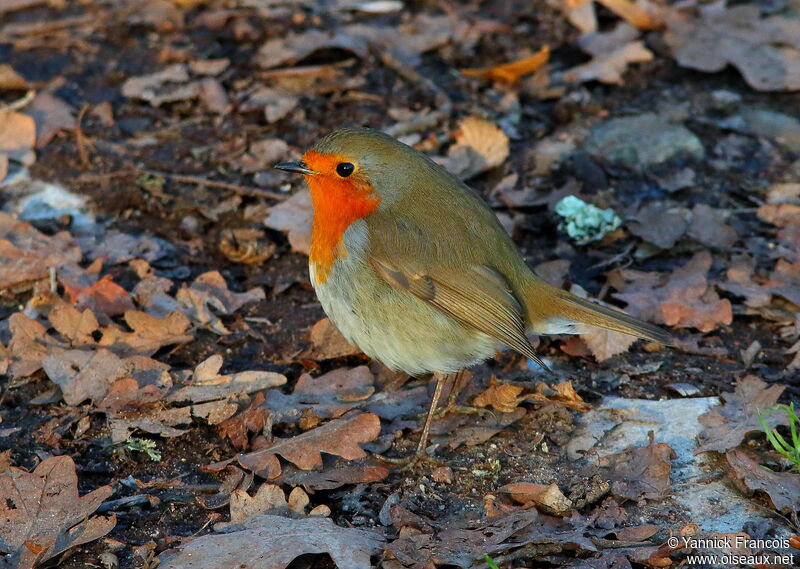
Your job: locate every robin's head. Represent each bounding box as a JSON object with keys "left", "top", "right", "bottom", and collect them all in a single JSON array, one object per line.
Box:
[
  {"left": 274, "top": 127, "right": 437, "bottom": 208},
  {"left": 275, "top": 128, "right": 424, "bottom": 283}
]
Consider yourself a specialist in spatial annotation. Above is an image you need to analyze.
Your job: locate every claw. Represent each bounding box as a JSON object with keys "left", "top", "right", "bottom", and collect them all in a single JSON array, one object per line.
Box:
[{"left": 374, "top": 448, "right": 442, "bottom": 471}]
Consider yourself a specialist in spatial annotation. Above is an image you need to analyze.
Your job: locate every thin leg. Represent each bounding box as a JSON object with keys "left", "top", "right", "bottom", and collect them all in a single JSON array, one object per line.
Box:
[
  {"left": 433, "top": 370, "right": 493, "bottom": 419},
  {"left": 375, "top": 371, "right": 449, "bottom": 469},
  {"left": 414, "top": 371, "right": 447, "bottom": 456}
]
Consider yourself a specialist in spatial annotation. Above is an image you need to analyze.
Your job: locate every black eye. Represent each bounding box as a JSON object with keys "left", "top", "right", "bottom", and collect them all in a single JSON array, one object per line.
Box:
[{"left": 336, "top": 162, "right": 355, "bottom": 177}]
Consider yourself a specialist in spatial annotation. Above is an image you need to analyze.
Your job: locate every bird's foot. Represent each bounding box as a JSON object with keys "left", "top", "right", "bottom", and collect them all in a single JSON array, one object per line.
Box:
[
  {"left": 374, "top": 447, "right": 441, "bottom": 471},
  {"left": 431, "top": 404, "right": 494, "bottom": 421}
]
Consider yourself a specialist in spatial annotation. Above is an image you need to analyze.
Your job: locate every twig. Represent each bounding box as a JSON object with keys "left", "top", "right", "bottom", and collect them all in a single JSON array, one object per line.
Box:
[
  {"left": 75, "top": 104, "right": 92, "bottom": 169},
  {"left": 0, "top": 89, "right": 35, "bottom": 112},
  {"left": 142, "top": 169, "right": 288, "bottom": 201}
]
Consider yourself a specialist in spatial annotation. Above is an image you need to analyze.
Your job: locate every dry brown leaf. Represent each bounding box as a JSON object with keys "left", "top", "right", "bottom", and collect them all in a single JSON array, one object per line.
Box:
[
  {"left": 686, "top": 204, "right": 737, "bottom": 249},
  {"left": 526, "top": 380, "right": 591, "bottom": 412},
  {"left": 263, "top": 366, "right": 374, "bottom": 425},
  {"left": 664, "top": 5, "right": 800, "bottom": 92},
  {"left": 757, "top": 203, "right": 800, "bottom": 227},
  {"left": 121, "top": 64, "right": 201, "bottom": 106},
  {"left": 766, "top": 183, "right": 800, "bottom": 205},
  {"left": 278, "top": 463, "right": 389, "bottom": 491},
  {"left": 726, "top": 449, "right": 800, "bottom": 515},
  {"left": 0, "top": 456, "right": 115, "bottom": 569},
  {"left": 235, "top": 412, "right": 381, "bottom": 478},
  {"left": 158, "top": 514, "right": 384, "bottom": 569},
  {"left": 597, "top": 437, "right": 675, "bottom": 501},
  {"left": 0, "top": 111, "right": 36, "bottom": 153},
  {"left": 217, "top": 392, "right": 270, "bottom": 450},
  {"left": 561, "top": 0, "right": 597, "bottom": 34},
  {"left": 0, "top": 64, "right": 28, "bottom": 90},
  {"left": 472, "top": 377, "right": 524, "bottom": 413},
  {"left": 64, "top": 274, "right": 136, "bottom": 319},
  {"left": 167, "top": 354, "right": 286, "bottom": 404},
  {"left": 224, "top": 484, "right": 323, "bottom": 526},
  {"left": 26, "top": 92, "right": 75, "bottom": 148},
  {"left": 461, "top": 45, "right": 550, "bottom": 83},
  {"left": 308, "top": 317, "right": 362, "bottom": 360},
  {"left": 613, "top": 251, "right": 732, "bottom": 332},
  {"left": 580, "top": 325, "right": 636, "bottom": 362},
  {"left": 498, "top": 482, "right": 574, "bottom": 516},
  {"left": 0, "top": 212, "right": 81, "bottom": 292},
  {"left": 263, "top": 188, "right": 312, "bottom": 255},
  {"left": 596, "top": 0, "right": 666, "bottom": 31},
  {"left": 696, "top": 376, "right": 789, "bottom": 454},
  {"left": 438, "top": 117, "right": 510, "bottom": 180},
  {"left": 176, "top": 270, "right": 265, "bottom": 335},
  {"left": 627, "top": 201, "right": 689, "bottom": 249},
  {"left": 562, "top": 39, "right": 653, "bottom": 85}
]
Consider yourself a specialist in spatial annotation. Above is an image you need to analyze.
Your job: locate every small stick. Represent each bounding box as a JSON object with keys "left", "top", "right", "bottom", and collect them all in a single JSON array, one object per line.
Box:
[{"left": 142, "top": 169, "right": 288, "bottom": 201}]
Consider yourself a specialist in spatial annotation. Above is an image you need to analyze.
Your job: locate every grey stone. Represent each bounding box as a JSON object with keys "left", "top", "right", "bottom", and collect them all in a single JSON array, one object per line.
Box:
[
  {"left": 568, "top": 396, "right": 794, "bottom": 536},
  {"left": 584, "top": 113, "right": 705, "bottom": 170}
]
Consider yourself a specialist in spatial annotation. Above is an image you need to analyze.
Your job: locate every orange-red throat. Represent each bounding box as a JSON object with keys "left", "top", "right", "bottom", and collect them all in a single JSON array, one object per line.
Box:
[{"left": 302, "top": 150, "right": 380, "bottom": 284}]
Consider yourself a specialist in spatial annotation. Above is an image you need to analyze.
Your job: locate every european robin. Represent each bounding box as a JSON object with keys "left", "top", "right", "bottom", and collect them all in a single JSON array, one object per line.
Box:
[{"left": 275, "top": 128, "right": 671, "bottom": 466}]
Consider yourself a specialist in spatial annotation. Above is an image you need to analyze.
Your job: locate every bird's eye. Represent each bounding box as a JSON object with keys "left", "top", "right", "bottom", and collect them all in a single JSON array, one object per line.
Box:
[{"left": 336, "top": 162, "right": 355, "bottom": 177}]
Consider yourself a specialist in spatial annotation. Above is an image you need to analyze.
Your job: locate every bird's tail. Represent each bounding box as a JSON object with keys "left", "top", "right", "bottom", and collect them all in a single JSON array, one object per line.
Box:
[{"left": 523, "top": 279, "right": 674, "bottom": 345}]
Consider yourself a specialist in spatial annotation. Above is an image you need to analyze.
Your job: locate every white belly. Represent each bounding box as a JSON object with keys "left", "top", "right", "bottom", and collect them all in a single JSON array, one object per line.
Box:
[{"left": 310, "top": 221, "right": 498, "bottom": 376}]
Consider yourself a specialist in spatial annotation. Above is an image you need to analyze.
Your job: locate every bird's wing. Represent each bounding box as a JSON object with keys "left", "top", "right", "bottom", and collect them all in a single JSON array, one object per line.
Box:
[{"left": 369, "top": 253, "right": 552, "bottom": 373}]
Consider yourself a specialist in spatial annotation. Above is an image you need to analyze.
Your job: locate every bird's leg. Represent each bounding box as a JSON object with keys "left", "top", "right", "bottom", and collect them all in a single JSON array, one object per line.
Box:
[
  {"left": 375, "top": 371, "right": 448, "bottom": 469},
  {"left": 432, "top": 369, "right": 493, "bottom": 419}
]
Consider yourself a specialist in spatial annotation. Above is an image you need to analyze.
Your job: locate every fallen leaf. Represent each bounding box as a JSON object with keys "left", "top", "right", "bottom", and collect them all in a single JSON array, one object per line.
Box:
[
  {"left": 664, "top": 4, "right": 800, "bottom": 92},
  {"left": 766, "top": 183, "right": 800, "bottom": 205},
  {"left": 696, "top": 376, "right": 789, "bottom": 454},
  {"left": 96, "top": 310, "right": 194, "bottom": 356},
  {"left": 432, "top": 407, "right": 526, "bottom": 448},
  {"left": 64, "top": 274, "right": 136, "bottom": 319},
  {"left": 687, "top": 204, "right": 737, "bottom": 249},
  {"left": 613, "top": 251, "right": 733, "bottom": 332},
  {"left": 308, "top": 317, "right": 362, "bottom": 360},
  {"left": 437, "top": 117, "right": 510, "bottom": 180},
  {"left": 580, "top": 325, "right": 636, "bottom": 362},
  {"left": 263, "top": 366, "right": 374, "bottom": 424},
  {"left": 217, "top": 392, "right": 270, "bottom": 450},
  {"left": 0, "top": 212, "right": 82, "bottom": 292},
  {"left": 757, "top": 203, "right": 800, "bottom": 228},
  {"left": 561, "top": 0, "right": 597, "bottom": 34},
  {"left": 726, "top": 449, "right": 800, "bottom": 515},
  {"left": 25, "top": 92, "right": 75, "bottom": 148},
  {"left": 525, "top": 380, "right": 591, "bottom": 412},
  {"left": 498, "top": 482, "right": 574, "bottom": 516},
  {"left": 0, "top": 64, "right": 29, "bottom": 90},
  {"left": 461, "top": 45, "right": 550, "bottom": 83},
  {"left": 570, "top": 285, "right": 637, "bottom": 361},
  {"left": 157, "top": 514, "right": 384, "bottom": 569},
  {"left": 263, "top": 188, "right": 313, "bottom": 255},
  {"left": 0, "top": 456, "right": 115, "bottom": 569},
  {"left": 472, "top": 377, "right": 524, "bottom": 413},
  {"left": 562, "top": 23, "right": 653, "bottom": 85},
  {"left": 278, "top": 463, "right": 389, "bottom": 491},
  {"left": 167, "top": 354, "right": 286, "bottom": 404},
  {"left": 176, "top": 270, "right": 265, "bottom": 334},
  {"left": 0, "top": 111, "right": 36, "bottom": 154},
  {"left": 597, "top": 437, "right": 675, "bottom": 501},
  {"left": 223, "top": 484, "right": 323, "bottom": 526},
  {"left": 121, "top": 64, "right": 201, "bottom": 106},
  {"left": 108, "top": 405, "right": 192, "bottom": 443},
  {"left": 235, "top": 412, "right": 381, "bottom": 478},
  {"left": 385, "top": 509, "right": 595, "bottom": 569},
  {"left": 596, "top": 0, "right": 666, "bottom": 31},
  {"left": 627, "top": 201, "right": 689, "bottom": 249}
]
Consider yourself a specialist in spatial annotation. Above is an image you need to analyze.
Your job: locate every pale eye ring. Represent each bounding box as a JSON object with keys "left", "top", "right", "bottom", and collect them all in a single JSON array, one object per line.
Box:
[{"left": 336, "top": 162, "right": 355, "bottom": 177}]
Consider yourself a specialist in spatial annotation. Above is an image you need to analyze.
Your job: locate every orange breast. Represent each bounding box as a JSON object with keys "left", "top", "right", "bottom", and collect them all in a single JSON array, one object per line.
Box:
[{"left": 303, "top": 151, "right": 380, "bottom": 284}]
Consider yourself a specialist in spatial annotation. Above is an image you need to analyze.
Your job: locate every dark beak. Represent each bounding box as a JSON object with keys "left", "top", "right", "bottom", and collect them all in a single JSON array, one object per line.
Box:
[{"left": 274, "top": 160, "right": 315, "bottom": 175}]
